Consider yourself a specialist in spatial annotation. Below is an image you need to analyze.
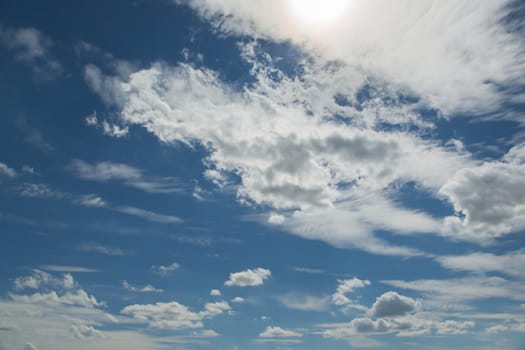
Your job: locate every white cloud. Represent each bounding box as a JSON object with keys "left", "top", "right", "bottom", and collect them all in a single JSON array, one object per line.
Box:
[
  {"left": 70, "top": 324, "right": 104, "bottom": 340},
  {"left": 121, "top": 300, "right": 230, "bottom": 330},
  {"left": 39, "top": 265, "right": 98, "bottom": 273},
  {"left": 78, "top": 195, "right": 107, "bottom": 208},
  {"left": 231, "top": 297, "right": 245, "bottom": 304},
  {"left": 0, "top": 25, "right": 63, "bottom": 80},
  {"left": 259, "top": 326, "right": 302, "bottom": 338},
  {"left": 19, "top": 183, "right": 66, "bottom": 199},
  {"left": 122, "top": 281, "right": 163, "bottom": 293},
  {"left": 84, "top": 53, "right": 473, "bottom": 255},
  {"left": 151, "top": 262, "right": 180, "bottom": 275},
  {"left": 68, "top": 159, "right": 182, "bottom": 194},
  {"left": 116, "top": 206, "right": 182, "bottom": 224},
  {"left": 78, "top": 243, "right": 127, "bottom": 256},
  {"left": 369, "top": 291, "right": 420, "bottom": 318},
  {"left": 439, "top": 150, "right": 525, "bottom": 243},
  {"left": 268, "top": 213, "right": 285, "bottom": 225},
  {"left": 382, "top": 277, "right": 525, "bottom": 303},
  {"left": 437, "top": 250, "right": 525, "bottom": 278},
  {"left": 14, "top": 270, "right": 75, "bottom": 291},
  {"left": 10, "top": 289, "right": 104, "bottom": 308},
  {"left": 0, "top": 162, "right": 16, "bottom": 178},
  {"left": 177, "top": 0, "right": 525, "bottom": 118},
  {"left": 332, "top": 277, "right": 370, "bottom": 306},
  {"left": 277, "top": 293, "right": 330, "bottom": 312},
  {"left": 210, "top": 289, "right": 221, "bottom": 296},
  {"left": 23, "top": 343, "right": 37, "bottom": 350},
  {"left": 224, "top": 268, "right": 271, "bottom": 287}
]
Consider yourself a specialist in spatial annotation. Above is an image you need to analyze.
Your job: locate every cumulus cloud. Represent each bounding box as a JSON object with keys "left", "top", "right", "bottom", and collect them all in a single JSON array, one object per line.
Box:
[
  {"left": 176, "top": 0, "right": 525, "bottom": 118},
  {"left": 10, "top": 289, "right": 103, "bottom": 308},
  {"left": 121, "top": 300, "right": 230, "bottom": 330},
  {"left": 210, "top": 289, "right": 221, "bottom": 296},
  {"left": 332, "top": 277, "right": 370, "bottom": 306},
  {"left": 437, "top": 250, "right": 525, "bottom": 278},
  {"left": 231, "top": 297, "right": 245, "bottom": 303},
  {"left": 123, "top": 281, "right": 163, "bottom": 293},
  {"left": 70, "top": 324, "right": 104, "bottom": 340},
  {"left": 369, "top": 291, "right": 420, "bottom": 318},
  {"left": 225, "top": 268, "right": 271, "bottom": 287},
  {"left": 439, "top": 147, "right": 525, "bottom": 243},
  {"left": 0, "top": 162, "right": 16, "bottom": 178},
  {"left": 259, "top": 326, "right": 302, "bottom": 338},
  {"left": 277, "top": 293, "right": 330, "bottom": 312}
]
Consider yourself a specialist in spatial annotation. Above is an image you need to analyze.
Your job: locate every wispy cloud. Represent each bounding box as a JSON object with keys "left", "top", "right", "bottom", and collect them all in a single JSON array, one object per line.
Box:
[
  {"left": 68, "top": 159, "right": 184, "bottom": 194},
  {"left": 0, "top": 25, "right": 63, "bottom": 80}
]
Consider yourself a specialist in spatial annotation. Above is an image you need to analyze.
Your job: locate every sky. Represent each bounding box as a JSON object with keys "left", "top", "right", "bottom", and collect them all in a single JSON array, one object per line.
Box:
[{"left": 0, "top": 0, "right": 525, "bottom": 349}]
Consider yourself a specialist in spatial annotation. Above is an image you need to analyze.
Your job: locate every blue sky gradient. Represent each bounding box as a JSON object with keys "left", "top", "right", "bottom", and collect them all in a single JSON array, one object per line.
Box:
[{"left": 1, "top": 1, "right": 525, "bottom": 349}]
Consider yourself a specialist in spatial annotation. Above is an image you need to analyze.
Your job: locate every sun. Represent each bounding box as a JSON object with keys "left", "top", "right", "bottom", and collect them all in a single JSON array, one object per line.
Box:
[{"left": 289, "top": 0, "right": 350, "bottom": 24}]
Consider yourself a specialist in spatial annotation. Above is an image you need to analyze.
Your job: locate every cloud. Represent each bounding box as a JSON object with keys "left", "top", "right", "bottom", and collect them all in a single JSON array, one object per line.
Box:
[
  {"left": 0, "top": 25, "right": 63, "bottom": 80},
  {"left": 151, "top": 262, "right": 180, "bottom": 275},
  {"left": 10, "top": 289, "right": 103, "bottom": 308},
  {"left": 439, "top": 146, "right": 525, "bottom": 243},
  {"left": 177, "top": 0, "right": 525, "bottom": 118},
  {"left": 121, "top": 300, "right": 231, "bottom": 330},
  {"left": 224, "top": 268, "right": 271, "bottom": 287},
  {"left": 268, "top": 213, "right": 285, "bottom": 224},
  {"left": 84, "top": 111, "right": 129, "bottom": 138},
  {"left": 382, "top": 277, "right": 525, "bottom": 303},
  {"left": 369, "top": 291, "right": 420, "bottom": 318},
  {"left": 68, "top": 159, "right": 183, "bottom": 194},
  {"left": 436, "top": 250, "right": 525, "bottom": 278},
  {"left": 85, "top": 57, "right": 470, "bottom": 255},
  {"left": 70, "top": 325, "right": 104, "bottom": 340},
  {"left": 0, "top": 162, "right": 16, "bottom": 178},
  {"left": 116, "top": 206, "right": 183, "bottom": 223},
  {"left": 123, "top": 281, "right": 163, "bottom": 293},
  {"left": 259, "top": 326, "right": 302, "bottom": 338},
  {"left": 277, "top": 293, "right": 330, "bottom": 312},
  {"left": 292, "top": 267, "right": 325, "bottom": 275},
  {"left": 77, "top": 243, "right": 130, "bottom": 256},
  {"left": 14, "top": 270, "right": 75, "bottom": 291},
  {"left": 78, "top": 195, "right": 107, "bottom": 208},
  {"left": 39, "top": 265, "right": 98, "bottom": 273},
  {"left": 332, "top": 277, "right": 370, "bottom": 306},
  {"left": 231, "top": 297, "right": 245, "bottom": 303},
  {"left": 210, "top": 289, "right": 221, "bottom": 296},
  {"left": 19, "top": 183, "right": 66, "bottom": 199}
]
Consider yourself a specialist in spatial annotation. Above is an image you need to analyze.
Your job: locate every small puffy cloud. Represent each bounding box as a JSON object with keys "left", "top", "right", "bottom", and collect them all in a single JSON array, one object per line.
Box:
[
  {"left": 19, "top": 183, "right": 65, "bottom": 199},
  {"left": 260, "top": 326, "right": 302, "bottom": 338},
  {"left": 152, "top": 262, "right": 180, "bottom": 275},
  {"left": 369, "top": 291, "right": 420, "bottom": 318},
  {"left": 332, "top": 277, "right": 370, "bottom": 306},
  {"left": 70, "top": 324, "right": 104, "bottom": 340},
  {"left": 268, "top": 213, "right": 285, "bottom": 225},
  {"left": 210, "top": 289, "right": 221, "bottom": 296},
  {"left": 225, "top": 268, "right": 271, "bottom": 287},
  {"left": 277, "top": 293, "right": 330, "bottom": 312},
  {"left": 231, "top": 297, "right": 245, "bottom": 303},
  {"left": 14, "top": 270, "right": 75, "bottom": 291},
  {"left": 0, "top": 162, "right": 16, "bottom": 178},
  {"left": 434, "top": 320, "right": 474, "bottom": 335},
  {"left": 191, "top": 329, "right": 219, "bottom": 338},
  {"left": 123, "top": 281, "right": 163, "bottom": 293}
]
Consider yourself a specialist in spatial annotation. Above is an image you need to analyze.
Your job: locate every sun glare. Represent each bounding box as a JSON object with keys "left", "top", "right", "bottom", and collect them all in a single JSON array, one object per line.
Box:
[{"left": 290, "top": 0, "right": 350, "bottom": 24}]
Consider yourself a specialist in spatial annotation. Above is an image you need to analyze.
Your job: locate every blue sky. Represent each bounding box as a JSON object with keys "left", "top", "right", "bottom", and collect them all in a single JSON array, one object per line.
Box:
[{"left": 1, "top": 0, "right": 525, "bottom": 349}]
